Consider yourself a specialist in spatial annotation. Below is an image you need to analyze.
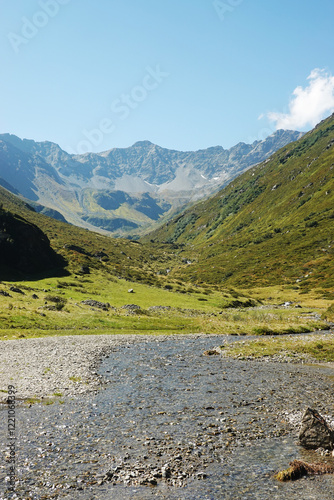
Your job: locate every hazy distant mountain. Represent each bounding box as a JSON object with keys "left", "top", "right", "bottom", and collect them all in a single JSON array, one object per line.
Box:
[{"left": 0, "top": 130, "right": 303, "bottom": 235}]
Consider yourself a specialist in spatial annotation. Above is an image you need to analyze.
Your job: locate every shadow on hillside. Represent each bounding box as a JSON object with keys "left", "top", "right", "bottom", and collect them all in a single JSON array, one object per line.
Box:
[
  {"left": 0, "top": 208, "right": 69, "bottom": 281},
  {"left": 0, "top": 263, "right": 70, "bottom": 282}
]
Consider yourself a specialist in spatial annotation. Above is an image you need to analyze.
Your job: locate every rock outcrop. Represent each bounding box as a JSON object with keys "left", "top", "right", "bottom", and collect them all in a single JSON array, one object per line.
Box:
[{"left": 0, "top": 206, "right": 66, "bottom": 279}]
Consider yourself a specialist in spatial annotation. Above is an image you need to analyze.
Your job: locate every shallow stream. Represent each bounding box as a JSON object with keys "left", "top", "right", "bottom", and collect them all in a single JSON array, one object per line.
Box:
[{"left": 1, "top": 334, "right": 334, "bottom": 499}]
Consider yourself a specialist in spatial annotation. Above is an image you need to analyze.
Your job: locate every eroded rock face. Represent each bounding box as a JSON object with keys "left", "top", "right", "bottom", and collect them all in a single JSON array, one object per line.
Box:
[
  {"left": 0, "top": 208, "right": 66, "bottom": 278},
  {"left": 299, "top": 408, "right": 334, "bottom": 450}
]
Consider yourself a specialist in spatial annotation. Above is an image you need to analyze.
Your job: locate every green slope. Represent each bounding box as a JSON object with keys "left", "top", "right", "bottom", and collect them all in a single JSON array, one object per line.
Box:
[
  {"left": 144, "top": 114, "right": 334, "bottom": 291},
  {"left": 0, "top": 186, "right": 170, "bottom": 285}
]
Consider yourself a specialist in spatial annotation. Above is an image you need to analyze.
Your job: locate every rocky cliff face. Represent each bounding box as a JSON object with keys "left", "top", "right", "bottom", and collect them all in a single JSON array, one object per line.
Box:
[
  {"left": 0, "top": 131, "right": 303, "bottom": 235},
  {"left": 0, "top": 206, "right": 66, "bottom": 279}
]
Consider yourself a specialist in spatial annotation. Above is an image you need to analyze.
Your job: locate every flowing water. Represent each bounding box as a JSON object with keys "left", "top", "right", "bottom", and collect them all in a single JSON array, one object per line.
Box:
[{"left": 1, "top": 334, "right": 334, "bottom": 499}]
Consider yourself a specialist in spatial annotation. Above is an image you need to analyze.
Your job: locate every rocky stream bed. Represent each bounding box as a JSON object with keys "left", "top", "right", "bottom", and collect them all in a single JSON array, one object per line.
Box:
[{"left": 1, "top": 333, "right": 334, "bottom": 499}]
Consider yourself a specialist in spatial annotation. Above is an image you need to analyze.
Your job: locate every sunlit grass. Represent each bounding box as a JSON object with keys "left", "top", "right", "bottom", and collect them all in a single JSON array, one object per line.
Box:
[
  {"left": 0, "top": 273, "right": 331, "bottom": 341},
  {"left": 219, "top": 334, "right": 334, "bottom": 362}
]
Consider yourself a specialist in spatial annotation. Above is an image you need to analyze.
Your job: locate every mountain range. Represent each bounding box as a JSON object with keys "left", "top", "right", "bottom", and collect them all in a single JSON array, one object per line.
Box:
[{"left": 0, "top": 130, "right": 302, "bottom": 236}]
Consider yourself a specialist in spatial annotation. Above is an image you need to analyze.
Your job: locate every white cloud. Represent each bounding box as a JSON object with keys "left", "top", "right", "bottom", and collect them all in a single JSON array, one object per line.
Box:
[{"left": 263, "top": 69, "right": 334, "bottom": 130}]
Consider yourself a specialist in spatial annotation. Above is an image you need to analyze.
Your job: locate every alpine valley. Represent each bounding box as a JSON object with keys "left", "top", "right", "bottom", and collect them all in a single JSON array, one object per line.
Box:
[
  {"left": 0, "top": 116, "right": 333, "bottom": 337},
  {"left": 1, "top": 116, "right": 334, "bottom": 500}
]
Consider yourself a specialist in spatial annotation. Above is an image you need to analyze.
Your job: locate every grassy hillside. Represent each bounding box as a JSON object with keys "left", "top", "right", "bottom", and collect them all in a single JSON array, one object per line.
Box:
[
  {"left": 0, "top": 185, "right": 171, "bottom": 285},
  {"left": 145, "top": 114, "right": 334, "bottom": 294},
  {"left": 0, "top": 183, "right": 332, "bottom": 340}
]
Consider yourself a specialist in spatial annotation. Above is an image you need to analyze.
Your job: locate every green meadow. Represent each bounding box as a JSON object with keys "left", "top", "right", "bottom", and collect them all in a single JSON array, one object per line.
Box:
[
  {"left": 219, "top": 334, "right": 334, "bottom": 363},
  {"left": 0, "top": 272, "right": 331, "bottom": 341}
]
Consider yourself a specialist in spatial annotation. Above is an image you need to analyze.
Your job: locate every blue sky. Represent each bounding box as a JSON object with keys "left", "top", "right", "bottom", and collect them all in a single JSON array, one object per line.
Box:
[{"left": 1, "top": 0, "right": 334, "bottom": 154}]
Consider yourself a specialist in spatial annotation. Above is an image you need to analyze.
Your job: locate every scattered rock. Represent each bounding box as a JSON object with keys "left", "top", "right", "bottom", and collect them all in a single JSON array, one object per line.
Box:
[
  {"left": 161, "top": 465, "right": 171, "bottom": 478},
  {"left": 299, "top": 408, "right": 334, "bottom": 450},
  {"left": 102, "top": 450, "right": 208, "bottom": 488},
  {"left": 81, "top": 300, "right": 110, "bottom": 311},
  {"left": 316, "top": 447, "right": 332, "bottom": 456},
  {"left": 44, "top": 295, "right": 64, "bottom": 304},
  {"left": 0, "top": 290, "right": 11, "bottom": 297},
  {"left": 121, "top": 304, "right": 141, "bottom": 313},
  {"left": 80, "top": 265, "right": 90, "bottom": 275},
  {"left": 203, "top": 350, "right": 220, "bottom": 356},
  {"left": 9, "top": 286, "right": 25, "bottom": 294},
  {"left": 32, "top": 293, "right": 39, "bottom": 299},
  {"left": 181, "top": 258, "right": 192, "bottom": 264},
  {"left": 128, "top": 289, "right": 134, "bottom": 293},
  {"left": 148, "top": 306, "right": 171, "bottom": 312}
]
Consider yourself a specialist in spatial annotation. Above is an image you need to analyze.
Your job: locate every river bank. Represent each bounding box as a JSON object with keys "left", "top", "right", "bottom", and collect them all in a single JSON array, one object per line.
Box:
[
  {"left": 0, "top": 334, "right": 163, "bottom": 404},
  {"left": 1, "top": 331, "right": 333, "bottom": 405}
]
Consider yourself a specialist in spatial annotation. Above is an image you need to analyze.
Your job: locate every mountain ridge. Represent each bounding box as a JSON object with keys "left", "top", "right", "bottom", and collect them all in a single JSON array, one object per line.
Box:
[{"left": 0, "top": 130, "right": 303, "bottom": 235}]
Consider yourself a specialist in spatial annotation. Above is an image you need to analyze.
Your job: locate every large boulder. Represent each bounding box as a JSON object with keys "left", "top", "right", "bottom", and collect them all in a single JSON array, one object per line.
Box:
[{"left": 299, "top": 408, "right": 334, "bottom": 450}]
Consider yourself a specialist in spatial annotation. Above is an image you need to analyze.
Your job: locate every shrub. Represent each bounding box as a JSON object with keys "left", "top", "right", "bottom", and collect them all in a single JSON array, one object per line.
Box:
[{"left": 44, "top": 295, "right": 67, "bottom": 311}]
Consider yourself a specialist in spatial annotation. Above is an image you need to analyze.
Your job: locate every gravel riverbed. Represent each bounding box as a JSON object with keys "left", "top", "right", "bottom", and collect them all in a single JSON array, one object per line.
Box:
[
  {"left": 0, "top": 334, "right": 155, "bottom": 403},
  {"left": 1, "top": 333, "right": 334, "bottom": 499}
]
